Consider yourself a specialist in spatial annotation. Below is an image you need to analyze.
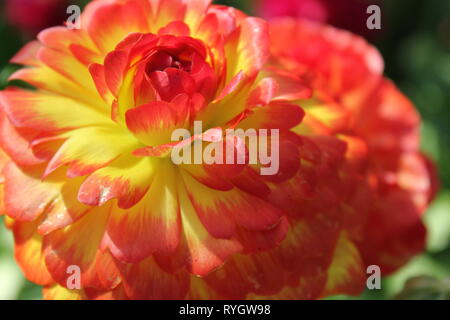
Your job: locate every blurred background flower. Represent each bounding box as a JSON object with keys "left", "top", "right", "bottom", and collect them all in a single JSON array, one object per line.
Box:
[
  {"left": 3, "top": 0, "right": 71, "bottom": 37},
  {"left": 254, "top": 0, "right": 383, "bottom": 39},
  {"left": 0, "top": 0, "right": 449, "bottom": 300}
]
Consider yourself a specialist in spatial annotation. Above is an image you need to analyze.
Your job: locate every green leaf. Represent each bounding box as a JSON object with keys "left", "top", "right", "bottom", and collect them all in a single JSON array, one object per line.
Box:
[{"left": 394, "top": 276, "right": 450, "bottom": 300}]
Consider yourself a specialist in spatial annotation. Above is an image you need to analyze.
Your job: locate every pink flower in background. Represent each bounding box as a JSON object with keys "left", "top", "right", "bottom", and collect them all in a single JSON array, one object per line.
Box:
[
  {"left": 257, "top": 0, "right": 329, "bottom": 22},
  {"left": 255, "top": 0, "right": 382, "bottom": 38},
  {"left": 4, "top": 0, "right": 70, "bottom": 36}
]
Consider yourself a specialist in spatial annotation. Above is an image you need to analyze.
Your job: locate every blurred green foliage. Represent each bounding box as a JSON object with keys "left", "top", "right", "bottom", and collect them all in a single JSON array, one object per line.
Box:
[
  {"left": 394, "top": 276, "right": 450, "bottom": 300},
  {"left": 0, "top": 0, "right": 448, "bottom": 300}
]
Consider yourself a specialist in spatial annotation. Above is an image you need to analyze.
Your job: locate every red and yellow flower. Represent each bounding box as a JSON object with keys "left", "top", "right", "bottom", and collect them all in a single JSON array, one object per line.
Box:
[
  {"left": 0, "top": 0, "right": 436, "bottom": 299},
  {"left": 269, "top": 18, "right": 438, "bottom": 275}
]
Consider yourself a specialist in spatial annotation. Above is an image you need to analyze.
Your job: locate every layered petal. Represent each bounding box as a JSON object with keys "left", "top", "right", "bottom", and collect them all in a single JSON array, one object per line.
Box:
[
  {"left": 43, "top": 204, "right": 120, "bottom": 290},
  {"left": 0, "top": 89, "right": 110, "bottom": 131},
  {"left": 104, "top": 162, "right": 180, "bottom": 263},
  {"left": 0, "top": 0, "right": 436, "bottom": 301}
]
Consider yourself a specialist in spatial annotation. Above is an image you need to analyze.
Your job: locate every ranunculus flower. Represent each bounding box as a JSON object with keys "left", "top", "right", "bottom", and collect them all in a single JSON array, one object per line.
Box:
[
  {"left": 255, "top": 0, "right": 382, "bottom": 39},
  {"left": 0, "top": 0, "right": 435, "bottom": 300},
  {"left": 269, "top": 18, "right": 438, "bottom": 276},
  {"left": 4, "top": 0, "right": 70, "bottom": 36}
]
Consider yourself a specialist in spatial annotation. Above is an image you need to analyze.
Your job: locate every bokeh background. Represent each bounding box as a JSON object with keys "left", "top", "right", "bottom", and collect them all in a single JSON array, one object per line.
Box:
[{"left": 0, "top": 0, "right": 449, "bottom": 300}]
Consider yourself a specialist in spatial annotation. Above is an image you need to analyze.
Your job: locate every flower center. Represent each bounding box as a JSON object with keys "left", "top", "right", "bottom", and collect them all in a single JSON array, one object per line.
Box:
[
  {"left": 126, "top": 35, "right": 218, "bottom": 106},
  {"left": 145, "top": 51, "right": 193, "bottom": 74}
]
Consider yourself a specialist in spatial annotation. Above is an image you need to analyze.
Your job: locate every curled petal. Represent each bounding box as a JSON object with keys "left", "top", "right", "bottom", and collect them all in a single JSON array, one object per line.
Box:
[
  {"left": 125, "top": 97, "right": 190, "bottom": 146},
  {"left": 43, "top": 204, "right": 120, "bottom": 290},
  {"left": 78, "top": 154, "right": 157, "bottom": 209},
  {"left": 104, "top": 162, "right": 180, "bottom": 262},
  {"left": 178, "top": 179, "right": 242, "bottom": 276},
  {"left": 12, "top": 218, "right": 53, "bottom": 286},
  {"left": 43, "top": 125, "right": 138, "bottom": 178},
  {"left": 115, "top": 256, "right": 189, "bottom": 300}
]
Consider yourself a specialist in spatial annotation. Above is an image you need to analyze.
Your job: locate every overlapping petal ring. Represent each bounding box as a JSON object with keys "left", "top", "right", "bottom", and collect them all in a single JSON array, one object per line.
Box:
[{"left": 0, "top": 0, "right": 437, "bottom": 299}]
